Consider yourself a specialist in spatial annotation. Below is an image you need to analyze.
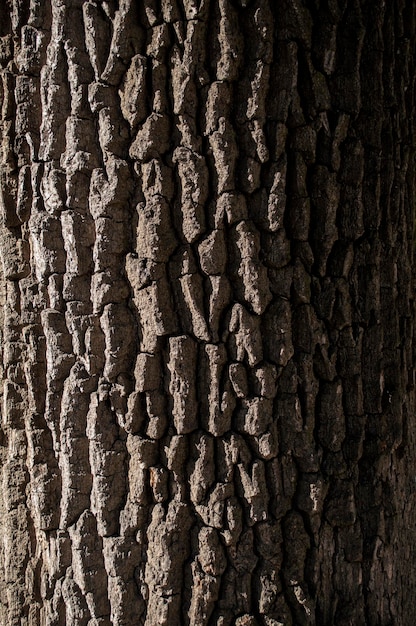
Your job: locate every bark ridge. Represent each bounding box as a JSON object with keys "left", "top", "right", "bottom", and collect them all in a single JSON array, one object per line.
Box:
[{"left": 0, "top": 0, "right": 416, "bottom": 624}]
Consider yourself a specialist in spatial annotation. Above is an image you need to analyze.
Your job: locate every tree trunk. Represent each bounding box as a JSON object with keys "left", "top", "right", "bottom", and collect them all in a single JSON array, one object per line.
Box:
[{"left": 0, "top": 0, "right": 416, "bottom": 624}]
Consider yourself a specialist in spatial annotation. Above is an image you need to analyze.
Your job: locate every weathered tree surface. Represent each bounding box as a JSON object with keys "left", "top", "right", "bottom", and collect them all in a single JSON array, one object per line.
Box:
[{"left": 0, "top": 0, "right": 416, "bottom": 624}]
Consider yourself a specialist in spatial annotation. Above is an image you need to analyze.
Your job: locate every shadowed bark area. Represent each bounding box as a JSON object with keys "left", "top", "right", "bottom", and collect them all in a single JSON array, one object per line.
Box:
[{"left": 0, "top": 0, "right": 416, "bottom": 624}]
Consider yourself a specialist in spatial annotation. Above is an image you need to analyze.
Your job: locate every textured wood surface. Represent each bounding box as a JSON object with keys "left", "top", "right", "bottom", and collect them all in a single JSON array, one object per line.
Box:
[{"left": 0, "top": 0, "right": 416, "bottom": 624}]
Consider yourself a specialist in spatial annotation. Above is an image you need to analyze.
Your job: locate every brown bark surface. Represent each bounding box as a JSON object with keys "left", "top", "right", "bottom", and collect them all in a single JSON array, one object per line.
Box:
[{"left": 0, "top": 0, "right": 416, "bottom": 624}]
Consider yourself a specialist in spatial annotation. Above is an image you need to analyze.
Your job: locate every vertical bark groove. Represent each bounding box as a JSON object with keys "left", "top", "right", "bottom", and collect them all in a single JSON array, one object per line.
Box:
[{"left": 0, "top": 0, "right": 415, "bottom": 624}]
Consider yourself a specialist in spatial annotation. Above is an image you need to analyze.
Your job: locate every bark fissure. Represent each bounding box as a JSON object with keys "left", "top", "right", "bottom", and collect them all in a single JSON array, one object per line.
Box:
[{"left": 0, "top": 0, "right": 415, "bottom": 625}]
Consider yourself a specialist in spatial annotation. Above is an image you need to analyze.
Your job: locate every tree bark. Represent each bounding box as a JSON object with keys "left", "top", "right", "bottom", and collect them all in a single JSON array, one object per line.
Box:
[{"left": 0, "top": 0, "right": 416, "bottom": 624}]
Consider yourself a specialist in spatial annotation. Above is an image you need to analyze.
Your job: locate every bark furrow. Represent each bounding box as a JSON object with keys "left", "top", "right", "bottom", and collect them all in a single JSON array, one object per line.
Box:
[{"left": 0, "top": 1, "right": 415, "bottom": 625}]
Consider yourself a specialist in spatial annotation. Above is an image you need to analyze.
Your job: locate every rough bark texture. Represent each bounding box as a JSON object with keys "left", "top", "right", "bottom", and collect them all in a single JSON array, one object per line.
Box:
[{"left": 0, "top": 0, "right": 416, "bottom": 624}]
